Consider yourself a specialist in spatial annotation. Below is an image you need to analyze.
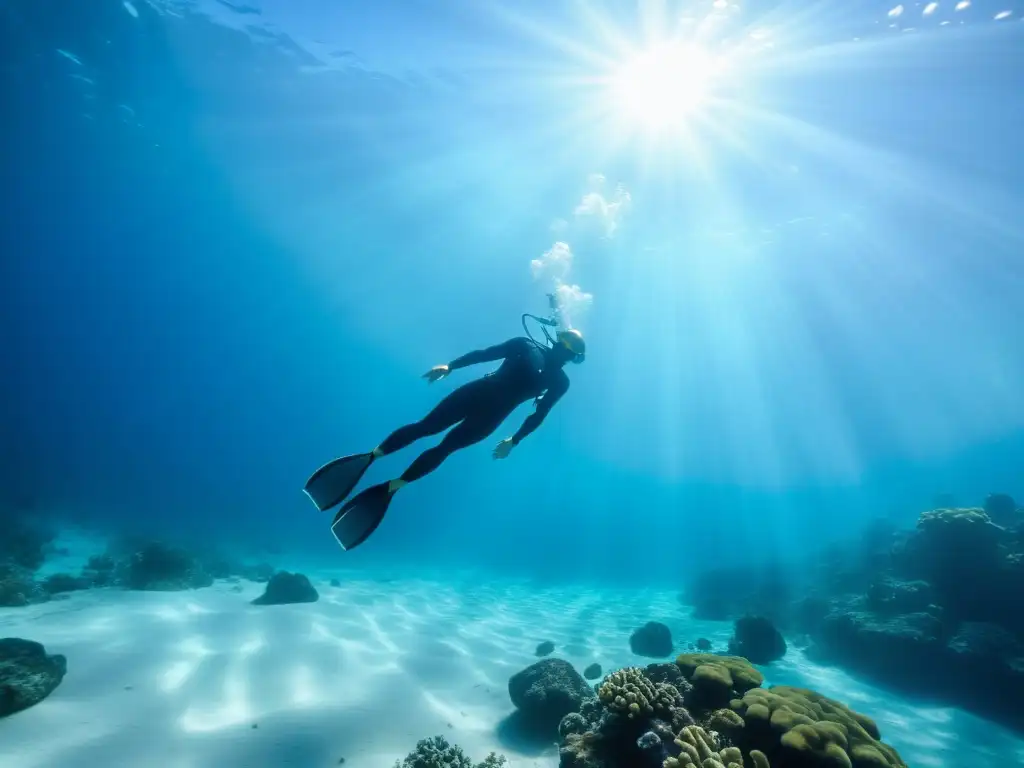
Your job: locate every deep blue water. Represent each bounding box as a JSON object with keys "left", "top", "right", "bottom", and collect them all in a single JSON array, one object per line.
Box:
[{"left": 3, "top": 0, "right": 1023, "bottom": 583}]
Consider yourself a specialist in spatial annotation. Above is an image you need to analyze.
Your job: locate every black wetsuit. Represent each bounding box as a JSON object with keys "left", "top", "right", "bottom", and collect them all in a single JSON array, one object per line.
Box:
[{"left": 377, "top": 337, "right": 570, "bottom": 483}]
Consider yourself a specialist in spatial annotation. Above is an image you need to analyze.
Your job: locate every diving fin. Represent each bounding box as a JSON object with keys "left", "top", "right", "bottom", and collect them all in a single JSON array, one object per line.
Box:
[
  {"left": 303, "top": 453, "right": 375, "bottom": 511},
  {"left": 330, "top": 482, "right": 394, "bottom": 551}
]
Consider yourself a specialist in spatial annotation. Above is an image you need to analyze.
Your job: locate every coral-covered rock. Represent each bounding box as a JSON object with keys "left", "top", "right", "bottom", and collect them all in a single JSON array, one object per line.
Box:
[
  {"left": 815, "top": 599, "right": 945, "bottom": 678},
  {"left": 629, "top": 621, "right": 673, "bottom": 658},
  {"left": 864, "top": 578, "right": 934, "bottom": 616},
  {"left": 644, "top": 662, "right": 692, "bottom": 693},
  {"left": 728, "top": 616, "right": 787, "bottom": 665},
  {"left": 558, "top": 658, "right": 908, "bottom": 768},
  {"left": 393, "top": 735, "right": 506, "bottom": 768},
  {"left": 251, "top": 571, "right": 319, "bottom": 605},
  {"left": 0, "top": 638, "right": 67, "bottom": 717},
  {"left": 942, "top": 622, "right": 1024, "bottom": 723},
  {"left": 558, "top": 666, "right": 692, "bottom": 768},
  {"left": 509, "top": 659, "right": 594, "bottom": 731}
]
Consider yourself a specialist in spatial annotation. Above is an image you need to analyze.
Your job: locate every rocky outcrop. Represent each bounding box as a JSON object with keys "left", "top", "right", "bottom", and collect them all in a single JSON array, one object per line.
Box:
[
  {"left": 0, "top": 638, "right": 67, "bottom": 717},
  {"left": 727, "top": 616, "right": 787, "bottom": 665},
  {"left": 251, "top": 571, "right": 319, "bottom": 605},
  {"left": 629, "top": 622, "right": 673, "bottom": 658},
  {"left": 508, "top": 659, "right": 595, "bottom": 731}
]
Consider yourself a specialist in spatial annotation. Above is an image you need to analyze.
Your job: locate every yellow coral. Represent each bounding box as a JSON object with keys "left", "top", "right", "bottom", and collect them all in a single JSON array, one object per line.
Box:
[
  {"left": 675, "top": 654, "right": 764, "bottom": 708},
  {"left": 730, "top": 686, "right": 905, "bottom": 768},
  {"left": 749, "top": 750, "right": 770, "bottom": 768},
  {"left": 708, "top": 708, "right": 744, "bottom": 734},
  {"left": 598, "top": 667, "right": 680, "bottom": 720},
  {"left": 664, "top": 725, "right": 744, "bottom": 768}
]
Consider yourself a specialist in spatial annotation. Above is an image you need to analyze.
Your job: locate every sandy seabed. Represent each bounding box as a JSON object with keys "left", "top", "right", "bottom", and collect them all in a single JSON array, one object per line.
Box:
[{"left": 2, "top": 571, "right": 1023, "bottom": 768}]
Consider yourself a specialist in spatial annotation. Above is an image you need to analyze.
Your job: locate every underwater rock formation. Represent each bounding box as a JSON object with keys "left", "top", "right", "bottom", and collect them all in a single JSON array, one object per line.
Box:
[
  {"left": 685, "top": 503, "right": 1024, "bottom": 731},
  {"left": 124, "top": 542, "right": 214, "bottom": 591},
  {"left": 251, "top": 571, "right": 319, "bottom": 605},
  {"left": 0, "top": 638, "right": 67, "bottom": 717},
  {"left": 863, "top": 578, "right": 934, "bottom": 616},
  {"left": 0, "top": 563, "right": 48, "bottom": 607},
  {"left": 41, "top": 573, "right": 90, "bottom": 595},
  {"left": 630, "top": 622, "right": 674, "bottom": 658},
  {"left": 803, "top": 506, "right": 1024, "bottom": 730},
  {"left": 727, "top": 616, "right": 787, "bottom": 665},
  {"left": 394, "top": 735, "right": 506, "bottom": 767},
  {"left": 558, "top": 657, "right": 907, "bottom": 768},
  {"left": 508, "top": 658, "right": 595, "bottom": 731}
]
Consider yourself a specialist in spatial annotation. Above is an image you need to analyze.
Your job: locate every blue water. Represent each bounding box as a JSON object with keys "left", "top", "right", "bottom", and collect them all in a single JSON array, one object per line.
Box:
[{"left": 2, "top": 1, "right": 1024, "bottom": 765}]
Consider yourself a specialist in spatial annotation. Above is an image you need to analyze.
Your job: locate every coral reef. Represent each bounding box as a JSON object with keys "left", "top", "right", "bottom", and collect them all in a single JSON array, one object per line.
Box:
[
  {"left": 675, "top": 654, "right": 763, "bottom": 710},
  {"left": 0, "top": 637, "right": 67, "bottom": 717},
  {"left": 509, "top": 659, "right": 595, "bottom": 731},
  {"left": 558, "top": 660, "right": 906, "bottom": 768},
  {"left": 597, "top": 666, "right": 683, "bottom": 721},
  {"left": 251, "top": 571, "right": 319, "bottom": 605},
  {"left": 728, "top": 686, "right": 906, "bottom": 767},
  {"left": 682, "top": 498, "right": 1024, "bottom": 732},
  {"left": 728, "top": 616, "right": 787, "bottom": 665},
  {"left": 393, "top": 736, "right": 506, "bottom": 768},
  {"left": 630, "top": 621, "right": 674, "bottom": 658},
  {"left": 664, "top": 725, "right": 744, "bottom": 767}
]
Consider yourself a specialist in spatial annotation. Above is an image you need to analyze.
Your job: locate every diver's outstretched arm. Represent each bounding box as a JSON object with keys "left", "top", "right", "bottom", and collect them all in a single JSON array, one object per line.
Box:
[
  {"left": 495, "top": 376, "right": 570, "bottom": 457},
  {"left": 448, "top": 339, "right": 522, "bottom": 371},
  {"left": 424, "top": 339, "right": 524, "bottom": 383}
]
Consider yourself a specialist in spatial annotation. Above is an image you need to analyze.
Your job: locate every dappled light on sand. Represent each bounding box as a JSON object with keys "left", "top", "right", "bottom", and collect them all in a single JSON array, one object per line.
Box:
[{"left": 1, "top": 576, "right": 1021, "bottom": 767}]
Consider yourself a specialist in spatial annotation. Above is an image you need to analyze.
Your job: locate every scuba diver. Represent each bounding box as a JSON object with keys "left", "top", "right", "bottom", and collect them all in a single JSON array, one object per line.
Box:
[{"left": 303, "top": 298, "right": 587, "bottom": 551}]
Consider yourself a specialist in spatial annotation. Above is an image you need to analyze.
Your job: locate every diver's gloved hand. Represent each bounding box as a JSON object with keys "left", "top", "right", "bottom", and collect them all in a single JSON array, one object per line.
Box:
[
  {"left": 492, "top": 438, "right": 515, "bottom": 460},
  {"left": 423, "top": 364, "right": 450, "bottom": 383}
]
